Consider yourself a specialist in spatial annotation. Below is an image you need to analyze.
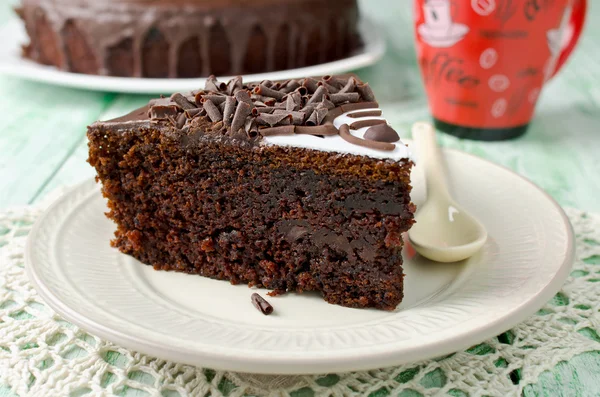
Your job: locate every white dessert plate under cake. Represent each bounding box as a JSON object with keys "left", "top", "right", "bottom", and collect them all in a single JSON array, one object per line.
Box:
[
  {"left": 0, "top": 17, "right": 385, "bottom": 95},
  {"left": 25, "top": 144, "right": 574, "bottom": 374}
]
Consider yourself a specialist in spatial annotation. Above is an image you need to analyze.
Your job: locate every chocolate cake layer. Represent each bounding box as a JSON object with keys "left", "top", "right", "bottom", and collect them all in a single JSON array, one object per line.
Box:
[
  {"left": 16, "top": 0, "right": 361, "bottom": 78},
  {"left": 87, "top": 75, "right": 415, "bottom": 310}
]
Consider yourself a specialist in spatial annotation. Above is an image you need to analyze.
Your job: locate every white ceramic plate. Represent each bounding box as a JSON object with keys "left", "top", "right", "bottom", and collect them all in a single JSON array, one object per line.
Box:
[
  {"left": 25, "top": 147, "right": 574, "bottom": 374},
  {"left": 0, "top": 18, "right": 385, "bottom": 94}
]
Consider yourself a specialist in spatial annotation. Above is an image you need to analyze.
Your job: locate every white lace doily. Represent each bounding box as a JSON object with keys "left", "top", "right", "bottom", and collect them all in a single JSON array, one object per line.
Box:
[{"left": 1, "top": 196, "right": 599, "bottom": 397}]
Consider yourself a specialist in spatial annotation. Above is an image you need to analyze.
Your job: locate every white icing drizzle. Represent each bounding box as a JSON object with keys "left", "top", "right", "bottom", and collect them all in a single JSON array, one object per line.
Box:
[{"left": 261, "top": 108, "right": 414, "bottom": 162}]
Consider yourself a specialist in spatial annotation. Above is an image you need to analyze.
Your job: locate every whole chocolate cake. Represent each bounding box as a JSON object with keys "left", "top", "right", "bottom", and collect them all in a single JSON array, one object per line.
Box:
[
  {"left": 16, "top": 0, "right": 361, "bottom": 78},
  {"left": 87, "top": 74, "right": 415, "bottom": 310}
]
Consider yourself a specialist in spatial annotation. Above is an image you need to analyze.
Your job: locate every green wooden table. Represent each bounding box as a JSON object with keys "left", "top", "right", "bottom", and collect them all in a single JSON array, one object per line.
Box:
[{"left": 1, "top": 0, "right": 599, "bottom": 395}]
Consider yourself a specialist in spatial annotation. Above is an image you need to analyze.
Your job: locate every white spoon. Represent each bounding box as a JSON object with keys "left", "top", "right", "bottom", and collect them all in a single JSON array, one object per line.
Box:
[{"left": 408, "top": 122, "right": 488, "bottom": 263}]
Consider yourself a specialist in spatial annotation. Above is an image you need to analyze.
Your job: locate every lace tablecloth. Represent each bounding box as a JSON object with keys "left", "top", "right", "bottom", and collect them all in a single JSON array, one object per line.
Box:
[{"left": 1, "top": 195, "right": 599, "bottom": 397}]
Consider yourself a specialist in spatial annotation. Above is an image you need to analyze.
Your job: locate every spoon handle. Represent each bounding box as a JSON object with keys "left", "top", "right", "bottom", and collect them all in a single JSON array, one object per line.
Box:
[{"left": 411, "top": 122, "right": 451, "bottom": 201}]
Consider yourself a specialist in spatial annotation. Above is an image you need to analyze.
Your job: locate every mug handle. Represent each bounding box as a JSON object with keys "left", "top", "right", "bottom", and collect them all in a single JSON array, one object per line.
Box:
[{"left": 550, "top": 0, "right": 587, "bottom": 78}]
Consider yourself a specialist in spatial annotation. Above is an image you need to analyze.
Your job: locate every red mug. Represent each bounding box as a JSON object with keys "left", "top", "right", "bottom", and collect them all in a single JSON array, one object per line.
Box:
[{"left": 413, "top": 0, "right": 587, "bottom": 140}]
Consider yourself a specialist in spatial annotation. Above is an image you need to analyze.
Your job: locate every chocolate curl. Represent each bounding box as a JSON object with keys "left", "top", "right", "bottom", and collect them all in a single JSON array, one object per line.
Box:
[
  {"left": 260, "top": 80, "right": 274, "bottom": 88},
  {"left": 321, "top": 97, "right": 336, "bottom": 110},
  {"left": 295, "top": 124, "right": 339, "bottom": 136},
  {"left": 259, "top": 125, "right": 296, "bottom": 137},
  {"left": 280, "top": 80, "right": 300, "bottom": 94},
  {"left": 185, "top": 107, "right": 205, "bottom": 119},
  {"left": 202, "top": 95, "right": 227, "bottom": 105},
  {"left": 274, "top": 101, "right": 288, "bottom": 109},
  {"left": 231, "top": 101, "right": 252, "bottom": 133},
  {"left": 252, "top": 95, "right": 277, "bottom": 106},
  {"left": 203, "top": 100, "right": 223, "bottom": 122},
  {"left": 286, "top": 92, "right": 302, "bottom": 111},
  {"left": 149, "top": 105, "right": 179, "bottom": 120},
  {"left": 347, "top": 110, "right": 382, "bottom": 118},
  {"left": 305, "top": 85, "right": 328, "bottom": 106},
  {"left": 295, "top": 86, "right": 308, "bottom": 96},
  {"left": 330, "top": 92, "right": 360, "bottom": 105},
  {"left": 149, "top": 97, "right": 172, "bottom": 107},
  {"left": 318, "top": 81, "right": 340, "bottom": 94},
  {"left": 349, "top": 119, "right": 386, "bottom": 130},
  {"left": 306, "top": 106, "right": 328, "bottom": 126},
  {"left": 302, "top": 77, "right": 319, "bottom": 93},
  {"left": 175, "top": 112, "right": 187, "bottom": 129},
  {"left": 245, "top": 118, "right": 259, "bottom": 138},
  {"left": 273, "top": 109, "right": 306, "bottom": 125},
  {"left": 205, "top": 75, "right": 226, "bottom": 92},
  {"left": 235, "top": 90, "right": 252, "bottom": 105},
  {"left": 339, "top": 77, "right": 357, "bottom": 94},
  {"left": 223, "top": 96, "right": 237, "bottom": 126},
  {"left": 256, "top": 107, "right": 276, "bottom": 114},
  {"left": 338, "top": 124, "right": 395, "bottom": 151},
  {"left": 218, "top": 101, "right": 226, "bottom": 113},
  {"left": 357, "top": 83, "right": 376, "bottom": 102},
  {"left": 340, "top": 101, "right": 380, "bottom": 112},
  {"left": 170, "top": 93, "right": 196, "bottom": 110},
  {"left": 256, "top": 113, "right": 293, "bottom": 127},
  {"left": 323, "top": 75, "right": 346, "bottom": 89},
  {"left": 254, "top": 84, "right": 286, "bottom": 100},
  {"left": 226, "top": 76, "right": 243, "bottom": 95}
]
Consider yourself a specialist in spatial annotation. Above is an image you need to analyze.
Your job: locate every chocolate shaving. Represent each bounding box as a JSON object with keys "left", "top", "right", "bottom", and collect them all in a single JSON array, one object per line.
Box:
[
  {"left": 231, "top": 101, "right": 252, "bottom": 132},
  {"left": 321, "top": 98, "right": 335, "bottom": 110},
  {"left": 205, "top": 75, "right": 226, "bottom": 92},
  {"left": 226, "top": 76, "right": 243, "bottom": 95},
  {"left": 235, "top": 90, "right": 252, "bottom": 105},
  {"left": 273, "top": 109, "right": 306, "bottom": 125},
  {"left": 330, "top": 92, "right": 360, "bottom": 105},
  {"left": 274, "top": 101, "right": 288, "bottom": 109},
  {"left": 251, "top": 95, "right": 277, "bottom": 106},
  {"left": 339, "top": 77, "right": 357, "bottom": 94},
  {"left": 149, "top": 97, "right": 173, "bottom": 107},
  {"left": 149, "top": 105, "right": 179, "bottom": 120},
  {"left": 175, "top": 112, "right": 187, "bottom": 129},
  {"left": 338, "top": 124, "right": 395, "bottom": 151},
  {"left": 254, "top": 84, "right": 286, "bottom": 100},
  {"left": 256, "top": 113, "right": 292, "bottom": 127},
  {"left": 202, "top": 95, "right": 227, "bottom": 105},
  {"left": 260, "top": 80, "right": 274, "bottom": 88},
  {"left": 251, "top": 293, "right": 273, "bottom": 315},
  {"left": 323, "top": 75, "right": 346, "bottom": 88},
  {"left": 245, "top": 118, "right": 259, "bottom": 138},
  {"left": 306, "top": 85, "right": 328, "bottom": 106},
  {"left": 184, "top": 107, "right": 204, "bottom": 119},
  {"left": 256, "top": 107, "right": 276, "bottom": 114},
  {"left": 357, "top": 83, "right": 376, "bottom": 102},
  {"left": 170, "top": 93, "right": 196, "bottom": 110},
  {"left": 295, "top": 86, "right": 308, "bottom": 96},
  {"left": 302, "top": 77, "right": 319, "bottom": 93},
  {"left": 280, "top": 80, "right": 300, "bottom": 94},
  {"left": 349, "top": 119, "right": 386, "bottom": 130},
  {"left": 203, "top": 100, "right": 223, "bottom": 122},
  {"left": 364, "top": 123, "right": 400, "bottom": 143},
  {"left": 295, "top": 124, "right": 339, "bottom": 136},
  {"left": 286, "top": 93, "right": 300, "bottom": 111},
  {"left": 340, "top": 102, "right": 380, "bottom": 112},
  {"left": 347, "top": 110, "right": 382, "bottom": 118},
  {"left": 259, "top": 125, "right": 296, "bottom": 136},
  {"left": 223, "top": 96, "right": 237, "bottom": 126},
  {"left": 306, "top": 107, "right": 328, "bottom": 126},
  {"left": 318, "top": 81, "right": 340, "bottom": 93}
]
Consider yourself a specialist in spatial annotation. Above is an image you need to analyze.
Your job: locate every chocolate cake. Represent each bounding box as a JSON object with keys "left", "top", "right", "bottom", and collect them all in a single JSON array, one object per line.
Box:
[
  {"left": 87, "top": 74, "right": 415, "bottom": 310},
  {"left": 16, "top": 0, "right": 361, "bottom": 78}
]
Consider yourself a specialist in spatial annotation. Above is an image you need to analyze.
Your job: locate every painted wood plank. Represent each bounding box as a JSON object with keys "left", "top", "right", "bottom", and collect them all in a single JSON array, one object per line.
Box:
[{"left": 0, "top": 76, "right": 114, "bottom": 207}]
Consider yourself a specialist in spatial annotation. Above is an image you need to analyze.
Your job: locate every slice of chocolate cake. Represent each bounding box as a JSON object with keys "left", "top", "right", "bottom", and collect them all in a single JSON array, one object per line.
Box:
[{"left": 87, "top": 75, "right": 415, "bottom": 310}]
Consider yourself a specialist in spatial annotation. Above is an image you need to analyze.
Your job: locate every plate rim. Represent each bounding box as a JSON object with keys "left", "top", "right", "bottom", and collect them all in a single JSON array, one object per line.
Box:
[
  {"left": 0, "top": 17, "right": 386, "bottom": 94},
  {"left": 24, "top": 148, "right": 575, "bottom": 374}
]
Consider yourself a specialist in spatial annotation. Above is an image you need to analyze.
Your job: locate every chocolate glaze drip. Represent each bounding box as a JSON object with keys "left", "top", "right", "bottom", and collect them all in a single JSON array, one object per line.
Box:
[{"left": 17, "top": 0, "right": 361, "bottom": 78}]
